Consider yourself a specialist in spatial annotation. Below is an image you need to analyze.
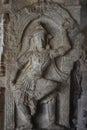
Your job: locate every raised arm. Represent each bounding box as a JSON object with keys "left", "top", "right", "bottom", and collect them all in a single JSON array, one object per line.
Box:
[{"left": 49, "top": 28, "right": 71, "bottom": 59}]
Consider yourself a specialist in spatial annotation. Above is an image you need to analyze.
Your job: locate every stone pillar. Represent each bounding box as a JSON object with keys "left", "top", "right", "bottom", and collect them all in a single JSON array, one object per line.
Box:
[
  {"left": 77, "top": 95, "right": 87, "bottom": 130},
  {"left": 77, "top": 64, "right": 87, "bottom": 130},
  {"left": 0, "top": 87, "right": 5, "bottom": 130},
  {"left": 4, "top": 64, "right": 15, "bottom": 130},
  {"left": 0, "top": 15, "right": 4, "bottom": 61},
  {"left": 0, "top": 14, "right": 4, "bottom": 77},
  {"left": 0, "top": 1, "right": 15, "bottom": 129},
  {"left": 4, "top": 89, "right": 15, "bottom": 130}
]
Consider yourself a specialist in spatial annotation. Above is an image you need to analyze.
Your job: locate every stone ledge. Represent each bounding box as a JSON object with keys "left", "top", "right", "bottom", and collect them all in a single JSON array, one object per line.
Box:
[{"left": 0, "top": 0, "right": 82, "bottom": 14}]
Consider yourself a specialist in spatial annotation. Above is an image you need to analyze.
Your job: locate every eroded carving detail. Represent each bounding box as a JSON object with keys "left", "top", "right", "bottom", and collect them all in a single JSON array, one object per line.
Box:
[
  {"left": 10, "top": 22, "right": 71, "bottom": 129},
  {"left": 3, "top": 1, "right": 84, "bottom": 130}
]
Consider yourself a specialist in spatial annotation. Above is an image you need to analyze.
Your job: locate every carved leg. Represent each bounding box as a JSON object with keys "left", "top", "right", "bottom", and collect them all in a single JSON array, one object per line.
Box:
[
  {"left": 12, "top": 78, "right": 58, "bottom": 129},
  {"left": 24, "top": 78, "right": 58, "bottom": 117},
  {"left": 35, "top": 78, "right": 58, "bottom": 100},
  {"left": 16, "top": 104, "right": 32, "bottom": 129},
  {"left": 58, "top": 84, "right": 70, "bottom": 127},
  {"left": 32, "top": 78, "right": 59, "bottom": 129},
  {"left": 13, "top": 89, "right": 32, "bottom": 129}
]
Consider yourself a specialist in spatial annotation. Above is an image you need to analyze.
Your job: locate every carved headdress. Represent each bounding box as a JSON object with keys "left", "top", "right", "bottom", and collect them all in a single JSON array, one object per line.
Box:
[{"left": 19, "top": 23, "right": 51, "bottom": 56}]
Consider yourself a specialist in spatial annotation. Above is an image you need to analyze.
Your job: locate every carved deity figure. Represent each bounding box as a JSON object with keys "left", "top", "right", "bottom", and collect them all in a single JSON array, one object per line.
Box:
[{"left": 10, "top": 23, "right": 71, "bottom": 129}]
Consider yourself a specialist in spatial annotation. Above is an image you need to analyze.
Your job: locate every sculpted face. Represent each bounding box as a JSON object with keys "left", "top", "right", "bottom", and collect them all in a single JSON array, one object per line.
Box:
[{"left": 29, "top": 25, "right": 47, "bottom": 52}]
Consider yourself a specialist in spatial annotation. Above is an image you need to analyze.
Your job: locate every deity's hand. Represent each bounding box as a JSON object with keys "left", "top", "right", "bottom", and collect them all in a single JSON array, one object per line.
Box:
[{"left": 50, "top": 48, "right": 65, "bottom": 59}]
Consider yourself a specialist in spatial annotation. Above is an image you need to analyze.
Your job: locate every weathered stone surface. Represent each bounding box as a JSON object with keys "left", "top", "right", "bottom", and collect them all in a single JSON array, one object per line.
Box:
[{"left": 0, "top": 0, "right": 87, "bottom": 130}]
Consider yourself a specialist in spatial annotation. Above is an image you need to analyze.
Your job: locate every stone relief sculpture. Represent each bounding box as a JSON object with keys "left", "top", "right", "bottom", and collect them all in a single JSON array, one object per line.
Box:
[
  {"left": 2, "top": 1, "right": 85, "bottom": 130},
  {"left": 10, "top": 22, "right": 71, "bottom": 129}
]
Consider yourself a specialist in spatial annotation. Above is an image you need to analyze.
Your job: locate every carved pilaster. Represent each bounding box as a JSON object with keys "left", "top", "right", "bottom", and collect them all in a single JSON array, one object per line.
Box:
[{"left": 4, "top": 64, "right": 15, "bottom": 130}]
